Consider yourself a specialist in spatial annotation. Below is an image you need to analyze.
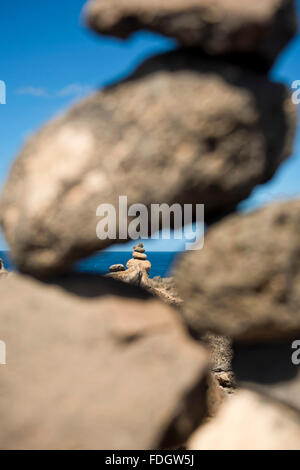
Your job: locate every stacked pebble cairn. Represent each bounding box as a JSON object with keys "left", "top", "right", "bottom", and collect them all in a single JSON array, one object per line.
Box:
[
  {"left": 108, "top": 242, "right": 151, "bottom": 287},
  {"left": 127, "top": 243, "right": 151, "bottom": 271},
  {"left": 0, "top": 0, "right": 299, "bottom": 450}
]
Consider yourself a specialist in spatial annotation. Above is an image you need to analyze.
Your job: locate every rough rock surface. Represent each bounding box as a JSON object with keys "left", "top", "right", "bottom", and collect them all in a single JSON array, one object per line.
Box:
[
  {"left": 188, "top": 389, "right": 300, "bottom": 450},
  {"left": 147, "top": 276, "right": 183, "bottom": 308},
  {"left": 127, "top": 258, "right": 152, "bottom": 272},
  {"left": 134, "top": 246, "right": 145, "bottom": 254},
  {"left": 233, "top": 342, "right": 300, "bottom": 411},
  {"left": 85, "top": 0, "right": 297, "bottom": 70},
  {"left": 0, "top": 273, "right": 210, "bottom": 450},
  {"left": 107, "top": 265, "right": 148, "bottom": 287},
  {"left": 202, "top": 333, "right": 232, "bottom": 373},
  {"left": 146, "top": 277, "right": 235, "bottom": 391},
  {"left": 109, "top": 263, "right": 126, "bottom": 272},
  {"left": 202, "top": 334, "right": 235, "bottom": 394},
  {"left": 132, "top": 251, "right": 147, "bottom": 260},
  {"left": 0, "top": 50, "right": 295, "bottom": 276},
  {"left": 175, "top": 199, "right": 300, "bottom": 343},
  {"left": 206, "top": 374, "right": 224, "bottom": 418}
]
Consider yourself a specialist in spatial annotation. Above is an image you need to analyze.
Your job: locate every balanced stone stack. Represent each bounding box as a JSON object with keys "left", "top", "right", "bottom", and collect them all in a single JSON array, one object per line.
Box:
[
  {"left": 107, "top": 243, "right": 151, "bottom": 288},
  {"left": 126, "top": 243, "right": 151, "bottom": 272},
  {"left": 0, "top": 0, "right": 298, "bottom": 450}
]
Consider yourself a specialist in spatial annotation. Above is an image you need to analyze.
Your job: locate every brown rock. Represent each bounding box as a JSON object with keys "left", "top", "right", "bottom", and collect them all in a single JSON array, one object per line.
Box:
[
  {"left": 108, "top": 252, "right": 151, "bottom": 287},
  {"left": 85, "top": 0, "right": 297, "bottom": 70},
  {"left": 202, "top": 333, "right": 233, "bottom": 373},
  {"left": 202, "top": 334, "right": 235, "bottom": 394},
  {"left": 139, "top": 270, "right": 151, "bottom": 289},
  {"left": 0, "top": 273, "right": 210, "bottom": 450},
  {"left": 175, "top": 200, "right": 300, "bottom": 343},
  {"left": 0, "top": 51, "right": 295, "bottom": 276},
  {"left": 133, "top": 251, "right": 147, "bottom": 260},
  {"left": 107, "top": 265, "right": 144, "bottom": 286},
  {"left": 133, "top": 246, "right": 145, "bottom": 254},
  {"left": 150, "top": 276, "right": 178, "bottom": 297},
  {"left": 109, "top": 263, "right": 125, "bottom": 272},
  {"left": 127, "top": 258, "right": 151, "bottom": 272},
  {"left": 214, "top": 371, "right": 236, "bottom": 393},
  {"left": 206, "top": 373, "right": 224, "bottom": 418},
  {"left": 188, "top": 389, "right": 300, "bottom": 450},
  {"left": 233, "top": 341, "right": 300, "bottom": 411}
]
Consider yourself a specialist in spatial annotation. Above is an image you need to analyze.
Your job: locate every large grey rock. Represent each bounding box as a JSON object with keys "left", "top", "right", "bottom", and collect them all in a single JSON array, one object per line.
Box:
[
  {"left": 85, "top": 0, "right": 297, "bottom": 70},
  {"left": 0, "top": 273, "right": 210, "bottom": 450},
  {"left": 175, "top": 200, "right": 300, "bottom": 343},
  {"left": 233, "top": 341, "right": 300, "bottom": 411},
  {"left": 188, "top": 389, "right": 300, "bottom": 450},
  {"left": 0, "top": 51, "right": 295, "bottom": 276}
]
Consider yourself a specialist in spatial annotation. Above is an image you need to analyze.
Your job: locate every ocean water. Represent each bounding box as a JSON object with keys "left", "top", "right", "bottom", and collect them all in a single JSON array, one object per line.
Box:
[
  {"left": 0, "top": 251, "right": 181, "bottom": 278},
  {"left": 0, "top": 251, "right": 13, "bottom": 270}
]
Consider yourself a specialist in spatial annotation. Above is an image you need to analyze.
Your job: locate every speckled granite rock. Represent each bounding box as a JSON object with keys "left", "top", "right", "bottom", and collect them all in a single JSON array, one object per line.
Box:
[
  {"left": 0, "top": 51, "right": 295, "bottom": 276},
  {"left": 175, "top": 200, "right": 300, "bottom": 343},
  {"left": 85, "top": 0, "right": 297, "bottom": 70},
  {"left": 0, "top": 273, "right": 210, "bottom": 450}
]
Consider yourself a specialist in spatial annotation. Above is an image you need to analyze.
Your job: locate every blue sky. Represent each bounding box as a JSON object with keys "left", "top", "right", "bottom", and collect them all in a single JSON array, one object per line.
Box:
[{"left": 0, "top": 0, "right": 300, "bottom": 251}]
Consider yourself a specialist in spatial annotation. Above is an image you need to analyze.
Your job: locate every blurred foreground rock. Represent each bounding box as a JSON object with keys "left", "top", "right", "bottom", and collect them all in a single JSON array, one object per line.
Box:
[
  {"left": 175, "top": 199, "right": 300, "bottom": 343},
  {"left": 0, "top": 273, "right": 212, "bottom": 450},
  {"left": 233, "top": 342, "right": 300, "bottom": 411},
  {"left": 0, "top": 51, "right": 295, "bottom": 276},
  {"left": 85, "top": 0, "right": 297, "bottom": 70},
  {"left": 188, "top": 389, "right": 300, "bottom": 450}
]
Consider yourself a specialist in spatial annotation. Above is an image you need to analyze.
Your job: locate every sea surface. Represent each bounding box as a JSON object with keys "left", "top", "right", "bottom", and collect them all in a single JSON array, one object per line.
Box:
[{"left": 0, "top": 251, "right": 181, "bottom": 278}]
